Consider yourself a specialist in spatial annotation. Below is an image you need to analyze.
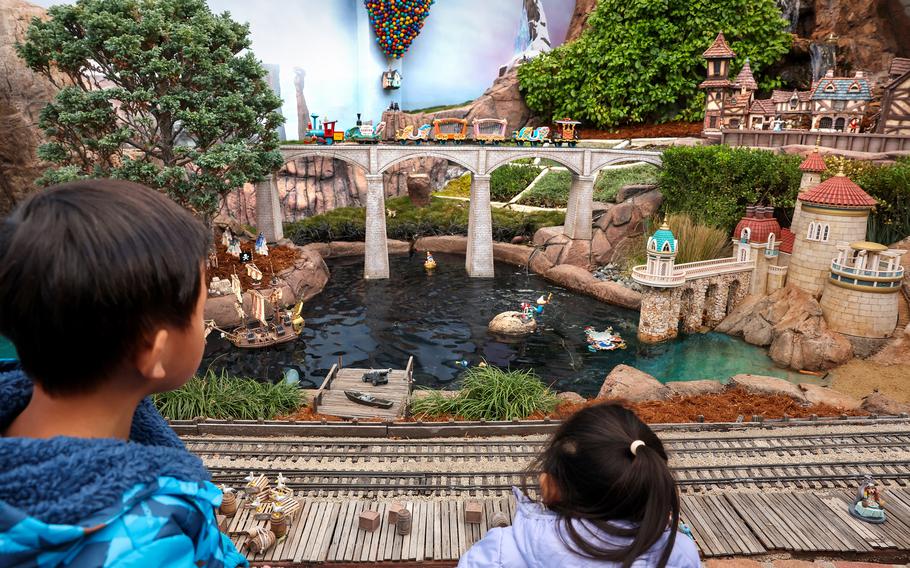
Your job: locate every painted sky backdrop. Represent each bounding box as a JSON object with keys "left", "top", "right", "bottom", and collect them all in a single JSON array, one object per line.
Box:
[{"left": 31, "top": 0, "right": 573, "bottom": 137}]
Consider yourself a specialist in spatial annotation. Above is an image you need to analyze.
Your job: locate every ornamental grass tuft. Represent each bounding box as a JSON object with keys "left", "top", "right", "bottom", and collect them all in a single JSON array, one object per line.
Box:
[
  {"left": 153, "top": 369, "right": 304, "bottom": 421},
  {"left": 410, "top": 366, "right": 558, "bottom": 421}
]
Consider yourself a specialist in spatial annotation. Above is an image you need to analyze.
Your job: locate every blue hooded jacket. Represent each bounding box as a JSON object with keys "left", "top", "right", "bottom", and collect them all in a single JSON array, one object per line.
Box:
[
  {"left": 458, "top": 488, "right": 700, "bottom": 568},
  {"left": 0, "top": 369, "right": 248, "bottom": 568}
]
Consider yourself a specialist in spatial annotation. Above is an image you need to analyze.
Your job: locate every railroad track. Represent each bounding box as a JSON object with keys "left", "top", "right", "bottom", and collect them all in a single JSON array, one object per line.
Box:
[
  {"left": 184, "top": 430, "right": 910, "bottom": 462},
  {"left": 207, "top": 460, "right": 910, "bottom": 496}
]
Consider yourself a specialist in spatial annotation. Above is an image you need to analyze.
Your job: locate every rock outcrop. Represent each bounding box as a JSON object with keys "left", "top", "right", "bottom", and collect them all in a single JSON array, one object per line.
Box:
[
  {"left": 488, "top": 311, "right": 538, "bottom": 336},
  {"left": 0, "top": 0, "right": 64, "bottom": 214},
  {"left": 666, "top": 379, "right": 725, "bottom": 398},
  {"left": 716, "top": 287, "right": 854, "bottom": 371},
  {"left": 532, "top": 188, "right": 663, "bottom": 269},
  {"left": 861, "top": 391, "right": 910, "bottom": 415},
  {"left": 598, "top": 364, "right": 669, "bottom": 402},
  {"left": 728, "top": 373, "right": 809, "bottom": 402},
  {"left": 204, "top": 244, "right": 329, "bottom": 327},
  {"left": 798, "top": 383, "right": 862, "bottom": 410}
]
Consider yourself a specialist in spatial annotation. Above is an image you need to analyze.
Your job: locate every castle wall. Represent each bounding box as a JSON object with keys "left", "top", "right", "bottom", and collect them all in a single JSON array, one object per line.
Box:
[
  {"left": 820, "top": 280, "right": 899, "bottom": 338},
  {"left": 786, "top": 206, "right": 869, "bottom": 296},
  {"left": 751, "top": 247, "right": 770, "bottom": 295},
  {"left": 638, "top": 288, "right": 681, "bottom": 343}
]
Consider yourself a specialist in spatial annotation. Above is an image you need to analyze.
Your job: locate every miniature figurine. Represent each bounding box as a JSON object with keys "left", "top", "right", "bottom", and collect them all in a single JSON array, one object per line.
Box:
[
  {"left": 255, "top": 232, "right": 269, "bottom": 256},
  {"left": 850, "top": 476, "right": 886, "bottom": 524},
  {"left": 362, "top": 368, "right": 391, "bottom": 386},
  {"left": 424, "top": 251, "right": 437, "bottom": 270},
  {"left": 344, "top": 389, "right": 394, "bottom": 409},
  {"left": 226, "top": 236, "right": 241, "bottom": 258},
  {"left": 221, "top": 227, "right": 234, "bottom": 248},
  {"left": 584, "top": 326, "right": 627, "bottom": 352}
]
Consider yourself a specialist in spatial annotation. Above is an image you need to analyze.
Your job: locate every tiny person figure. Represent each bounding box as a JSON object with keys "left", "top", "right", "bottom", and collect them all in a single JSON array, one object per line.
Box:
[
  {"left": 457, "top": 403, "right": 700, "bottom": 567},
  {"left": 255, "top": 232, "right": 269, "bottom": 256},
  {"left": 848, "top": 117, "right": 860, "bottom": 133}
]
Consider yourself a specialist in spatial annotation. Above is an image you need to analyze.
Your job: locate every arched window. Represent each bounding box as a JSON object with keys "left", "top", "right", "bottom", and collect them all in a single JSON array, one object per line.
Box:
[
  {"left": 834, "top": 117, "right": 846, "bottom": 131},
  {"left": 661, "top": 241, "right": 673, "bottom": 253},
  {"left": 739, "top": 247, "right": 749, "bottom": 262},
  {"left": 814, "top": 223, "right": 823, "bottom": 241},
  {"left": 821, "top": 224, "right": 830, "bottom": 242},
  {"left": 819, "top": 117, "right": 833, "bottom": 129},
  {"left": 767, "top": 233, "right": 776, "bottom": 249},
  {"left": 789, "top": 96, "right": 798, "bottom": 110},
  {"left": 807, "top": 222, "right": 816, "bottom": 240},
  {"left": 825, "top": 83, "right": 836, "bottom": 93},
  {"left": 740, "top": 227, "right": 751, "bottom": 243}
]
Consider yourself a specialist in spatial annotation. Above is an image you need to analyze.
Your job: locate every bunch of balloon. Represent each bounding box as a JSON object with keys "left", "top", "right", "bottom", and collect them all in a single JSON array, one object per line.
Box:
[{"left": 364, "top": 0, "right": 434, "bottom": 59}]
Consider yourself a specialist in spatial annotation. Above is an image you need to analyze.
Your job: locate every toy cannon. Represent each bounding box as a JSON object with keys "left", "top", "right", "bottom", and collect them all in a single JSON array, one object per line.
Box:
[{"left": 361, "top": 369, "right": 392, "bottom": 386}]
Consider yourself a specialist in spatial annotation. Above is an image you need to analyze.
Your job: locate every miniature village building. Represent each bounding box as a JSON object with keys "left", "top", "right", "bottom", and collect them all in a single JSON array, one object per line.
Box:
[
  {"left": 633, "top": 153, "right": 905, "bottom": 342},
  {"left": 700, "top": 33, "right": 737, "bottom": 132},
  {"left": 809, "top": 70, "right": 872, "bottom": 132},
  {"left": 876, "top": 57, "right": 910, "bottom": 136}
]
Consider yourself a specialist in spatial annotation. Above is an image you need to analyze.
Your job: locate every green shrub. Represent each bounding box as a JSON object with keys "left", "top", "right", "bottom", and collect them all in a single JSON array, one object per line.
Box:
[
  {"left": 594, "top": 164, "right": 659, "bottom": 203},
  {"left": 153, "top": 370, "right": 304, "bottom": 420},
  {"left": 659, "top": 146, "right": 802, "bottom": 231},
  {"left": 410, "top": 366, "right": 558, "bottom": 421},
  {"left": 517, "top": 0, "right": 790, "bottom": 127},
  {"left": 517, "top": 170, "right": 572, "bottom": 208},
  {"left": 490, "top": 164, "right": 542, "bottom": 202},
  {"left": 435, "top": 173, "right": 472, "bottom": 197},
  {"left": 286, "top": 196, "right": 564, "bottom": 244}
]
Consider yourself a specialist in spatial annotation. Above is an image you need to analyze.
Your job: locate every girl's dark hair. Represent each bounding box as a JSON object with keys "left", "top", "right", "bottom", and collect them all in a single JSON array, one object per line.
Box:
[
  {"left": 0, "top": 179, "right": 211, "bottom": 396},
  {"left": 526, "top": 402, "right": 680, "bottom": 568}
]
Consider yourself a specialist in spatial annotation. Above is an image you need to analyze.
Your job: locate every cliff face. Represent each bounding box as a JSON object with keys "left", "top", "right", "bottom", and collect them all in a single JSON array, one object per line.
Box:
[{"left": 0, "top": 0, "right": 62, "bottom": 214}]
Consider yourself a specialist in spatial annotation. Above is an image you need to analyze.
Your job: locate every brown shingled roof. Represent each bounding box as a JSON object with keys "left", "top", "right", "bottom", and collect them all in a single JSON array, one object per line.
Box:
[
  {"left": 797, "top": 174, "right": 877, "bottom": 208},
  {"left": 749, "top": 99, "right": 775, "bottom": 115},
  {"left": 734, "top": 59, "right": 758, "bottom": 90},
  {"left": 890, "top": 57, "right": 910, "bottom": 79},
  {"left": 699, "top": 79, "right": 733, "bottom": 89},
  {"left": 703, "top": 32, "right": 735, "bottom": 59},
  {"left": 771, "top": 89, "right": 811, "bottom": 103}
]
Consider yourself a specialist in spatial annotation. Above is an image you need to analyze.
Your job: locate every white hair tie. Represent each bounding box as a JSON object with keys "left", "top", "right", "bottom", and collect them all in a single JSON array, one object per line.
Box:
[{"left": 630, "top": 440, "right": 646, "bottom": 456}]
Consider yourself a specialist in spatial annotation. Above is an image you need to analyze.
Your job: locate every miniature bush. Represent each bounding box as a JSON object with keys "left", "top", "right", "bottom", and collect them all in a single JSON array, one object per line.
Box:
[
  {"left": 594, "top": 164, "right": 659, "bottom": 203},
  {"left": 517, "top": 170, "right": 572, "bottom": 208},
  {"left": 435, "top": 173, "right": 472, "bottom": 198},
  {"left": 667, "top": 213, "right": 732, "bottom": 264},
  {"left": 410, "top": 366, "right": 558, "bottom": 421},
  {"left": 285, "top": 196, "right": 564, "bottom": 244},
  {"left": 153, "top": 370, "right": 304, "bottom": 420},
  {"left": 517, "top": 0, "right": 790, "bottom": 127},
  {"left": 659, "top": 146, "right": 802, "bottom": 231},
  {"left": 490, "top": 164, "right": 542, "bottom": 202}
]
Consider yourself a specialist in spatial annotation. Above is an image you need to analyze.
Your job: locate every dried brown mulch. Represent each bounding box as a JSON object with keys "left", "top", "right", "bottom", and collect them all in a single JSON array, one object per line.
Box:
[
  {"left": 279, "top": 387, "right": 866, "bottom": 424},
  {"left": 580, "top": 121, "right": 702, "bottom": 140},
  {"left": 206, "top": 237, "right": 299, "bottom": 290}
]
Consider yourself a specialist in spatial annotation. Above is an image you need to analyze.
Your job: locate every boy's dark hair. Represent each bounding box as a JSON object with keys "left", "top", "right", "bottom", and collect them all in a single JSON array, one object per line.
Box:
[
  {"left": 0, "top": 179, "right": 211, "bottom": 396},
  {"left": 527, "top": 403, "right": 680, "bottom": 568}
]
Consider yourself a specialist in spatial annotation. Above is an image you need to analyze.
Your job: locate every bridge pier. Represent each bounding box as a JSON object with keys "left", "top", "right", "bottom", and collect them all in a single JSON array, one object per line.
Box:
[
  {"left": 255, "top": 174, "right": 284, "bottom": 242},
  {"left": 564, "top": 174, "right": 596, "bottom": 240},
  {"left": 466, "top": 174, "right": 494, "bottom": 277},
  {"left": 364, "top": 174, "right": 390, "bottom": 279}
]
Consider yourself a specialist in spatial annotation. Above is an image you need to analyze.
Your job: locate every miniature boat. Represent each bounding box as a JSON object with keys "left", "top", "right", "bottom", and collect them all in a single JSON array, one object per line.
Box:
[
  {"left": 344, "top": 390, "right": 394, "bottom": 409},
  {"left": 584, "top": 326, "right": 627, "bottom": 352},
  {"left": 424, "top": 251, "right": 437, "bottom": 270},
  {"left": 213, "top": 274, "right": 305, "bottom": 350}
]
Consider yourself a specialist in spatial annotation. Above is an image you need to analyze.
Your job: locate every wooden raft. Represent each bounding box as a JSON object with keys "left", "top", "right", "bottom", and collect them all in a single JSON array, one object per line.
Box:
[
  {"left": 226, "top": 487, "right": 910, "bottom": 564},
  {"left": 312, "top": 357, "right": 413, "bottom": 420}
]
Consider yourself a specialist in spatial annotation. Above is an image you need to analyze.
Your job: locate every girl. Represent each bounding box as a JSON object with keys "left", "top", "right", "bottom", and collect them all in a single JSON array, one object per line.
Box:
[{"left": 458, "top": 403, "right": 700, "bottom": 568}]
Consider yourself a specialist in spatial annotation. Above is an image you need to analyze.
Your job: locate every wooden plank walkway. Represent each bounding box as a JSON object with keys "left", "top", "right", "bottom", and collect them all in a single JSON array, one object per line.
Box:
[
  {"left": 226, "top": 487, "right": 910, "bottom": 564},
  {"left": 313, "top": 358, "right": 413, "bottom": 420}
]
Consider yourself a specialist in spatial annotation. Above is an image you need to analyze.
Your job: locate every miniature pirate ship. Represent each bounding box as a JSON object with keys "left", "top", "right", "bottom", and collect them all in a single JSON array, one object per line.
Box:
[{"left": 208, "top": 274, "right": 305, "bottom": 349}]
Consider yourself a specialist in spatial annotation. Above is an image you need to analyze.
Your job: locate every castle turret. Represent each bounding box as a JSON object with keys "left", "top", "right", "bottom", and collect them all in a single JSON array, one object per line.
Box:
[
  {"left": 700, "top": 33, "right": 736, "bottom": 132},
  {"left": 792, "top": 149, "right": 827, "bottom": 230},
  {"left": 820, "top": 241, "right": 906, "bottom": 338},
  {"left": 733, "top": 205, "right": 781, "bottom": 295},
  {"left": 786, "top": 172, "right": 877, "bottom": 295},
  {"left": 633, "top": 222, "right": 683, "bottom": 342}
]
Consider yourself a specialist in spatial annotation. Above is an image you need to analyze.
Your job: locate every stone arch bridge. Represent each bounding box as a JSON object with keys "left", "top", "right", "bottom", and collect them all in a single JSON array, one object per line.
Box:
[{"left": 255, "top": 144, "right": 662, "bottom": 278}]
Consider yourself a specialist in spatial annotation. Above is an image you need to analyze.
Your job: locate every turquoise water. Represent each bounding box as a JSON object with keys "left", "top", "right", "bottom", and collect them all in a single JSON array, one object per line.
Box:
[
  {"left": 201, "top": 253, "right": 803, "bottom": 396},
  {"left": 0, "top": 336, "right": 16, "bottom": 360}
]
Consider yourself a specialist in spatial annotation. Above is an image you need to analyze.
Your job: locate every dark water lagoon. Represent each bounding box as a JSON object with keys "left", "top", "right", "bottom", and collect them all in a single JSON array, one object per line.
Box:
[{"left": 201, "top": 253, "right": 803, "bottom": 397}]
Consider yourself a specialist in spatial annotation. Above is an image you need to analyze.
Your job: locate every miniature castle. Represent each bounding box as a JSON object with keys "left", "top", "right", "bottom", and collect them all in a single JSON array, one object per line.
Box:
[
  {"left": 700, "top": 33, "right": 873, "bottom": 133},
  {"left": 633, "top": 152, "right": 905, "bottom": 341}
]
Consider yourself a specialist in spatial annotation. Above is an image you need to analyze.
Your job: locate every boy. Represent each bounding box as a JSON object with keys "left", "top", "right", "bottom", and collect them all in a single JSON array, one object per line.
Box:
[{"left": 0, "top": 180, "right": 247, "bottom": 567}]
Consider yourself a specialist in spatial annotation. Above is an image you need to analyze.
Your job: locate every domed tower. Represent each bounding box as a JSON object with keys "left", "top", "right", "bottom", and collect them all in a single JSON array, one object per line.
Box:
[
  {"left": 786, "top": 172, "right": 877, "bottom": 296},
  {"left": 820, "top": 241, "right": 906, "bottom": 338},
  {"left": 633, "top": 222, "right": 683, "bottom": 343},
  {"left": 732, "top": 205, "right": 781, "bottom": 295},
  {"left": 792, "top": 149, "right": 827, "bottom": 230}
]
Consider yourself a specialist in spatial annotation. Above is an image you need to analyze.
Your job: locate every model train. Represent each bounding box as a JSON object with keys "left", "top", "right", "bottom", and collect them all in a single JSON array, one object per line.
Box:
[{"left": 298, "top": 114, "right": 582, "bottom": 146}]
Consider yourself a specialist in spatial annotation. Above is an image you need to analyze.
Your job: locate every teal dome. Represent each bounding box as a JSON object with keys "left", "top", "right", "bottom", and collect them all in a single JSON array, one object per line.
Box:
[{"left": 651, "top": 222, "right": 676, "bottom": 253}]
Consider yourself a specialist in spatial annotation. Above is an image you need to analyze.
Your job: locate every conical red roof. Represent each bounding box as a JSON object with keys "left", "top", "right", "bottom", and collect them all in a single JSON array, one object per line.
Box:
[
  {"left": 703, "top": 33, "right": 735, "bottom": 59},
  {"left": 797, "top": 174, "right": 876, "bottom": 208},
  {"left": 734, "top": 59, "right": 757, "bottom": 90},
  {"left": 799, "top": 151, "right": 826, "bottom": 172}
]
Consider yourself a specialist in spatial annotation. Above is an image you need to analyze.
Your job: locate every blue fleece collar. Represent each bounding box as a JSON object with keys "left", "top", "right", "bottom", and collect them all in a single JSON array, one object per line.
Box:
[{"left": 0, "top": 369, "right": 210, "bottom": 525}]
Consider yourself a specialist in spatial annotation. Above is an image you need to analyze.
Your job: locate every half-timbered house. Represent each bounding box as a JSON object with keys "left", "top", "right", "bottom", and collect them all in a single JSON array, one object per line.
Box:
[
  {"left": 809, "top": 70, "right": 872, "bottom": 132},
  {"left": 877, "top": 58, "right": 910, "bottom": 136}
]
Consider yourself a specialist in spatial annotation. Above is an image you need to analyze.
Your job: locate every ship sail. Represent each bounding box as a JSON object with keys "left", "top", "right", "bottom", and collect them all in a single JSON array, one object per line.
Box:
[
  {"left": 250, "top": 290, "right": 267, "bottom": 325},
  {"left": 231, "top": 274, "right": 242, "bottom": 304}
]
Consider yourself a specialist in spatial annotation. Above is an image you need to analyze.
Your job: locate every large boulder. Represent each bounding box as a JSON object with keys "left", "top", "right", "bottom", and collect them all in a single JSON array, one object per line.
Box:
[
  {"left": 488, "top": 311, "right": 537, "bottom": 336},
  {"left": 406, "top": 173, "right": 431, "bottom": 207},
  {"left": 728, "top": 374, "right": 808, "bottom": 403},
  {"left": 598, "top": 365, "right": 668, "bottom": 402},
  {"left": 556, "top": 391, "right": 586, "bottom": 405},
  {"left": 666, "top": 380, "right": 725, "bottom": 398},
  {"left": 798, "top": 383, "right": 862, "bottom": 411},
  {"left": 543, "top": 264, "right": 642, "bottom": 310},
  {"left": 0, "top": 0, "right": 68, "bottom": 214},
  {"left": 717, "top": 286, "right": 854, "bottom": 371}
]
